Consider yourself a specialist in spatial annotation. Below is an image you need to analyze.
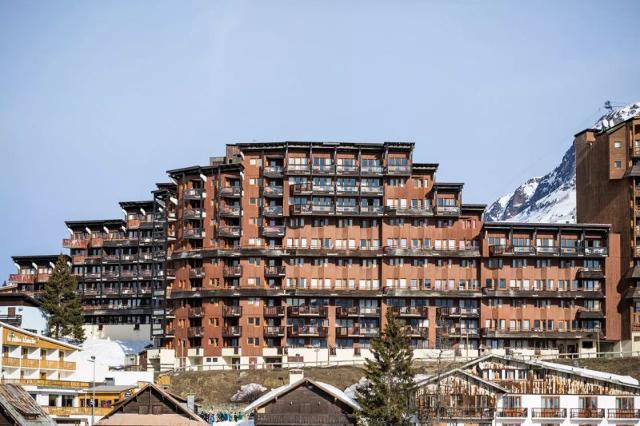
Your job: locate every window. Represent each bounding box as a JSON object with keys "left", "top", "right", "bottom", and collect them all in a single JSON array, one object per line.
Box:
[
  {"left": 614, "top": 141, "right": 622, "bottom": 148},
  {"left": 615, "top": 160, "right": 622, "bottom": 169}
]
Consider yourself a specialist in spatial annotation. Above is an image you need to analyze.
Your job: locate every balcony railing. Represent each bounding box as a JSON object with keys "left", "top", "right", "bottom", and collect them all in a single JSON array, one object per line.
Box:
[
  {"left": 531, "top": 408, "right": 566, "bottom": 418},
  {"left": 386, "top": 165, "right": 411, "bottom": 175},
  {"left": 391, "top": 306, "right": 428, "bottom": 317},
  {"left": 183, "top": 208, "right": 203, "bottom": 219},
  {"left": 336, "top": 306, "right": 380, "bottom": 317},
  {"left": 286, "top": 164, "right": 310, "bottom": 174},
  {"left": 404, "top": 326, "right": 429, "bottom": 338},
  {"left": 360, "top": 205, "right": 383, "bottom": 214},
  {"left": 183, "top": 228, "right": 204, "bottom": 238},
  {"left": 263, "top": 165, "right": 284, "bottom": 177},
  {"left": 8, "top": 274, "right": 35, "bottom": 284},
  {"left": 223, "top": 266, "right": 242, "bottom": 277},
  {"left": 187, "top": 326, "right": 204, "bottom": 337},
  {"left": 219, "top": 186, "right": 242, "bottom": 197},
  {"left": 288, "top": 305, "right": 328, "bottom": 316},
  {"left": 335, "top": 185, "right": 359, "bottom": 195},
  {"left": 0, "top": 378, "right": 90, "bottom": 388},
  {"left": 220, "top": 206, "right": 241, "bottom": 217},
  {"left": 222, "top": 305, "right": 243, "bottom": 317},
  {"left": 264, "top": 326, "right": 285, "bottom": 337},
  {"left": 184, "top": 188, "right": 204, "bottom": 199},
  {"left": 218, "top": 226, "right": 241, "bottom": 238},
  {"left": 336, "top": 165, "right": 358, "bottom": 174},
  {"left": 335, "top": 205, "right": 359, "bottom": 214},
  {"left": 360, "top": 165, "right": 383, "bottom": 175},
  {"left": 222, "top": 326, "right": 242, "bottom": 337},
  {"left": 264, "top": 306, "right": 285, "bottom": 317},
  {"left": 255, "top": 413, "right": 352, "bottom": 425},
  {"left": 264, "top": 186, "right": 284, "bottom": 197},
  {"left": 261, "top": 225, "right": 285, "bottom": 237},
  {"left": 44, "top": 407, "right": 111, "bottom": 416},
  {"left": 435, "top": 205, "right": 461, "bottom": 215},
  {"left": 570, "top": 408, "right": 604, "bottom": 418},
  {"left": 359, "top": 185, "right": 383, "bottom": 195},
  {"left": 287, "top": 325, "right": 328, "bottom": 337},
  {"left": 312, "top": 164, "right": 335, "bottom": 174},
  {"left": 263, "top": 206, "right": 284, "bottom": 217},
  {"left": 264, "top": 266, "right": 285, "bottom": 277},
  {"left": 312, "top": 184, "right": 334, "bottom": 194},
  {"left": 188, "top": 307, "right": 203, "bottom": 317},
  {"left": 421, "top": 408, "right": 494, "bottom": 419},
  {"left": 496, "top": 408, "right": 528, "bottom": 418},
  {"left": 608, "top": 409, "right": 640, "bottom": 419}
]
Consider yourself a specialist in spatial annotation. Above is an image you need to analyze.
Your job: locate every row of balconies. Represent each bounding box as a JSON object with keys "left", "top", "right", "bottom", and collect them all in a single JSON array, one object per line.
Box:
[
  {"left": 289, "top": 204, "right": 384, "bottom": 216},
  {"left": 74, "top": 253, "right": 156, "bottom": 264},
  {"left": 63, "top": 235, "right": 156, "bottom": 249},
  {"left": 335, "top": 326, "right": 382, "bottom": 338},
  {"left": 81, "top": 287, "right": 152, "bottom": 296},
  {"left": 1, "top": 356, "right": 75, "bottom": 370},
  {"left": 482, "top": 326, "right": 601, "bottom": 336},
  {"left": 76, "top": 269, "right": 156, "bottom": 280},
  {"left": 290, "top": 182, "right": 384, "bottom": 196},
  {"left": 284, "top": 164, "right": 410, "bottom": 176},
  {"left": 492, "top": 408, "right": 640, "bottom": 420},
  {"left": 489, "top": 245, "right": 608, "bottom": 257},
  {"left": 8, "top": 273, "right": 47, "bottom": 284}
]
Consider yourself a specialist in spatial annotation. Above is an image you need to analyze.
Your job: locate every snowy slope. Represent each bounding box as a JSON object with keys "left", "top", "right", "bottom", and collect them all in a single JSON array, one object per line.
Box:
[
  {"left": 484, "top": 144, "right": 576, "bottom": 223},
  {"left": 485, "top": 101, "right": 640, "bottom": 224}
]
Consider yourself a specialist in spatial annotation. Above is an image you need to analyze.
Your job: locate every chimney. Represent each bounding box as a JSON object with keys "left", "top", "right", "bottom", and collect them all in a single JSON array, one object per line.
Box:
[{"left": 289, "top": 369, "right": 304, "bottom": 384}]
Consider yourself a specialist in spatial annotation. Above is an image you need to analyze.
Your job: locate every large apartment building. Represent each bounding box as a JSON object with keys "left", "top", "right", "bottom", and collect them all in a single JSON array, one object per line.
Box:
[
  {"left": 155, "top": 142, "right": 619, "bottom": 368},
  {"left": 576, "top": 112, "right": 640, "bottom": 351},
  {"left": 2, "top": 141, "right": 625, "bottom": 367}
]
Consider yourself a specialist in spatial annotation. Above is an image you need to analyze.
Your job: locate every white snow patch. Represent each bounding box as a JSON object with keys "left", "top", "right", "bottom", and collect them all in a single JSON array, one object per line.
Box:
[
  {"left": 80, "top": 338, "right": 151, "bottom": 369},
  {"left": 230, "top": 383, "right": 267, "bottom": 403},
  {"left": 593, "top": 102, "right": 640, "bottom": 131}
]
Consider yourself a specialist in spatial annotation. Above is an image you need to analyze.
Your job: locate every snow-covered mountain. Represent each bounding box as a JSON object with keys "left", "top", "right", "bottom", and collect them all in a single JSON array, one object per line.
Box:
[
  {"left": 485, "top": 101, "right": 640, "bottom": 223},
  {"left": 484, "top": 144, "right": 576, "bottom": 223}
]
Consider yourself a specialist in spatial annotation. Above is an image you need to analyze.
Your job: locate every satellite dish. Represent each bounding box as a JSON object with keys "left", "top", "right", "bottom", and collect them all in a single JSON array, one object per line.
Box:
[{"left": 601, "top": 119, "right": 609, "bottom": 128}]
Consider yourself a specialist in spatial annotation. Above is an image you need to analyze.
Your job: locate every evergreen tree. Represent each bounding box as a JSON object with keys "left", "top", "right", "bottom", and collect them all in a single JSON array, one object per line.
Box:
[
  {"left": 355, "top": 309, "right": 416, "bottom": 426},
  {"left": 41, "top": 255, "right": 85, "bottom": 342}
]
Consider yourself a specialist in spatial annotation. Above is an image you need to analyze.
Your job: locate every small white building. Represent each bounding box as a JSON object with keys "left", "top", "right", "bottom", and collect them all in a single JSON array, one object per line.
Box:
[
  {"left": 413, "top": 354, "right": 640, "bottom": 426},
  {"left": 0, "top": 292, "right": 48, "bottom": 335}
]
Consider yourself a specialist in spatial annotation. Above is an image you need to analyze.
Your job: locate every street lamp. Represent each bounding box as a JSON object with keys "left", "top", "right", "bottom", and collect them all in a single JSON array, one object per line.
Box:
[{"left": 89, "top": 355, "right": 96, "bottom": 426}]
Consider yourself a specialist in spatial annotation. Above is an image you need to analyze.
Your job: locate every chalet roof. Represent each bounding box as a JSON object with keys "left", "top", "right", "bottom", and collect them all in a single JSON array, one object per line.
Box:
[
  {"left": 0, "top": 321, "right": 81, "bottom": 351},
  {"left": 97, "top": 383, "right": 204, "bottom": 425},
  {"left": 413, "top": 368, "right": 509, "bottom": 393},
  {"left": 0, "top": 384, "right": 56, "bottom": 425},
  {"left": 460, "top": 354, "right": 640, "bottom": 391},
  {"left": 0, "top": 292, "right": 42, "bottom": 308},
  {"left": 244, "top": 377, "right": 361, "bottom": 414}
]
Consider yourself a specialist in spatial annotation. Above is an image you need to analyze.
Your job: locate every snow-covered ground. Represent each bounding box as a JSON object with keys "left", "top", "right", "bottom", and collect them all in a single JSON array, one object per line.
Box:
[{"left": 80, "top": 338, "right": 151, "bottom": 368}]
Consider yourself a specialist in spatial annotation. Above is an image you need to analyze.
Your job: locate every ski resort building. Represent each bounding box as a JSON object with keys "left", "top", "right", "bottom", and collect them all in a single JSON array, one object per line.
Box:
[
  {"left": 413, "top": 354, "right": 640, "bottom": 426},
  {"left": 2, "top": 141, "right": 628, "bottom": 368},
  {"left": 575, "top": 105, "right": 640, "bottom": 353}
]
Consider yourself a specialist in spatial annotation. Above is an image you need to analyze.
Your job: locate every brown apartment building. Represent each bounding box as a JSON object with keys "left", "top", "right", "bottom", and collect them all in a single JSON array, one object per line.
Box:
[
  {"left": 2, "top": 141, "right": 624, "bottom": 368},
  {"left": 576, "top": 113, "right": 640, "bottom": 351},
  {"left": 150, "top": 141, "right": 620, "bottom": 369}
]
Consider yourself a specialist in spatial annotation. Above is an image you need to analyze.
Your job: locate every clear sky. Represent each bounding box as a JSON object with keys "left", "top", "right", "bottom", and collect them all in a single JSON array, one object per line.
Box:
[{"left": 1, "top": 0, "right": 639, "bottom": 279}]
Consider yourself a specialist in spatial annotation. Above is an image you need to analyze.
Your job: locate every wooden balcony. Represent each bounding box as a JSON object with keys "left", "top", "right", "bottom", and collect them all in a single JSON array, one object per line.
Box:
[
  {"left": 0, "top": 378, "right": 90, "bottom": 388},
  {"left": 8, "top": 274, "right": 35, "bottom": 284},
  {"left": 531, "top": 408, "right": 566, "bottom": 418},
  {"left": 496, "top": 408, "right": 528, "bottom": 418},
  {"left": 44, "top": 406, "right": 111, "bottom": 416},
  {"left": 608, "top": 409, "right": 640, "bottom": 419},
  {"left": 570, "top": 408, "right": 604, "bottom": 418},
  {"left": 62, "top": 238, "right": 89, "bottom": 249}
]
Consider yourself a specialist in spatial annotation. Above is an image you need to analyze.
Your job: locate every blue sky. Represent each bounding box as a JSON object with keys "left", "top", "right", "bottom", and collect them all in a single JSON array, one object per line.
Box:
[{"left": 1, "top": 0, "right": 639, "bottom": 279}]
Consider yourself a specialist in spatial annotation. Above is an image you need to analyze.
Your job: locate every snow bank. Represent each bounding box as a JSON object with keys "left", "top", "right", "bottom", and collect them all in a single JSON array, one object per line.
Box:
[
  {"left": 80, "top": 338, "right": 151, "bottom": 369},
  {"left": 230, "top": 383, "right": 267, "bottom": 403}
]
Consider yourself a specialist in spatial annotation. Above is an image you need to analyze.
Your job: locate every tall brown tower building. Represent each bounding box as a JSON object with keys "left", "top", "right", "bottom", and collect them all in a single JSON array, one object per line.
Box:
[{"left": 576, "top": 112, "right": 640, "bottom": 350}]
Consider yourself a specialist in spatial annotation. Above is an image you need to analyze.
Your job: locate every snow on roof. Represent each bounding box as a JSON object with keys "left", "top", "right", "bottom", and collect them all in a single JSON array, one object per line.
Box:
[
  {"left": 244, "top": 378, "right": 361, "bottom": 414},
  {"left": 462, "top": 354, "right": 640, "bottom": 390},
  {"left": 533, "top": 359, "right": 639, "bottom": 387}
]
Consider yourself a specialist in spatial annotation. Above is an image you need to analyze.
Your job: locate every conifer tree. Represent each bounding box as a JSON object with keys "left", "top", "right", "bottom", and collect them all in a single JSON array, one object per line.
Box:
[
  {"left": 356, "top": 309, "right": 416, "bottom": 426},
  {"left": 41, "top": 255, "right": 85, "bottom": 342}
]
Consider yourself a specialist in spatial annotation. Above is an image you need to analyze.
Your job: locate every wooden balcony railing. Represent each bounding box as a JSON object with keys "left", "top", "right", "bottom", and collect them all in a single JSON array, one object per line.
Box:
[
  {"left": 496, "top": 408, "right": 528, "bottom": 418},
  {"left": 531, "top": 408, "right": 567, "bottom": 418},
  {"left": 570, "top": 408, "right": 604, "bottom": 418},
  {"left": 44, "top": 406, "right": 111, "bottom": 416},
  {"left": 1, "top": 378, "right": 89, "bottom": 388},
  {"left": 608, "top": 409, "right": 640, "bottom": 419}
]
